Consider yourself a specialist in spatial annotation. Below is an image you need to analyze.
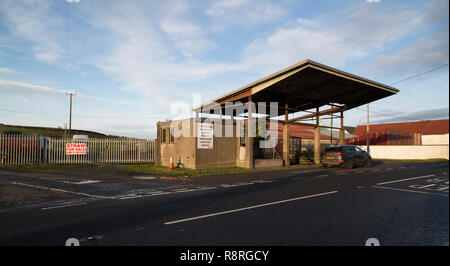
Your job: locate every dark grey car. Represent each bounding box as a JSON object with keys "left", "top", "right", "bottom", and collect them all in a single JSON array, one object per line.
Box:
[{"left": 322, "top": 145, "right": 372, "bottom": 169}]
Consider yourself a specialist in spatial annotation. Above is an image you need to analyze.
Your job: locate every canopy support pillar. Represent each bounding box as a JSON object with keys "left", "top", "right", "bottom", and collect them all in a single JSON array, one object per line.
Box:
[
  {"left": 339, "top": 111, "right": 345, "bottom": 145},
  {"left": 245, "top": 96, "right": 254, "bottom": 168},
  {"left": 314, "top": 108, "right": 321, "bottom": 165},
  {"left": 283, "top": 104, "right": 290, "bottom": 166}
]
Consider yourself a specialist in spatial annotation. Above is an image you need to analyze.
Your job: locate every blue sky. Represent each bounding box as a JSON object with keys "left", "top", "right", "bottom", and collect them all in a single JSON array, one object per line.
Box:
[{"left": 0, "top": 0, "right": 448, "bottom": 138}]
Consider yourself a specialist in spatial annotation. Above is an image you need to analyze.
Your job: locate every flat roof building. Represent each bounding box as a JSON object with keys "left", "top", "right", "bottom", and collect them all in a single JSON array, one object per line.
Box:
[{"left": 156, "top": 59, "right": 399, "bottom": 169}]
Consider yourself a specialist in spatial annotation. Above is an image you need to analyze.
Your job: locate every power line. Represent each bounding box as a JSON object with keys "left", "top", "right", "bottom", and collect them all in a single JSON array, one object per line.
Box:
[
  {"left": 355, "top": 63, "right": 450, "bottom": 116},
  {"left": 389, "top": 63, "right": 449, "bottom": 86}
]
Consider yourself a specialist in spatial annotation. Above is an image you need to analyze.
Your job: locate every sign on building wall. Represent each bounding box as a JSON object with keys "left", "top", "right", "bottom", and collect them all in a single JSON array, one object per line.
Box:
[
  {"left": 197, "top": 123, "right": 214, "bottom": 149},
  {"left": 66, "top": 143, "right": 87, "bottom": 155}
]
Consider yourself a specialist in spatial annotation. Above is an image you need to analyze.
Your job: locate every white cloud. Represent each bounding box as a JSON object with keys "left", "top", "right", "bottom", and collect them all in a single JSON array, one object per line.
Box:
[
  {"left": 0, "top": 79, "right": 65, "bottom": 96},
  {"left": 0, "top": 0, "right": 65, "bottom": 65},
  {"left": 366, "top": 28, "right": 449, "bottom": 78},
  {"left": 359, "top": 0, "right": 449, "bottom": 79},
  {"left": 205, "top": 0, "right": 285, "bottom": 30},
  {"left": 0, "top": 79, "right": 127, "bottom": 104},
  {"left": 240, "top": 2, "right": 432, "bottom": 76},
  {"left": 89, "top": 1, "right": 244, "bottom": 102},
  {"left": 0, "top": 67, "right": 18, "bottom": 75},
  {"left": 160, "top": 18, "right": 217, "bottom": 57}
]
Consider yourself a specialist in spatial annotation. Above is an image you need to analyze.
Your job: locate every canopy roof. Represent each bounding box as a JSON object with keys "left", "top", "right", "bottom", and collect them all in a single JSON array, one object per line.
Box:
[{"left": 195, "top": 59, "right": 399, "bottom": 117}]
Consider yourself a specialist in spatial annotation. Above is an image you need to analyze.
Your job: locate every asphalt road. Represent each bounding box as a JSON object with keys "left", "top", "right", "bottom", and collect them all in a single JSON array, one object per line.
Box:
[{"left": 0, "top": 161, "right": 448, "bottom": 246}]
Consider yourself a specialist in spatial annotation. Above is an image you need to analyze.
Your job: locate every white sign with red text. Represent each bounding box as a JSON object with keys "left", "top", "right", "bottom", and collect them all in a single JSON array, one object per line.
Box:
[{"left": 66, "top": 143, "right": 87, "bottom": 155}]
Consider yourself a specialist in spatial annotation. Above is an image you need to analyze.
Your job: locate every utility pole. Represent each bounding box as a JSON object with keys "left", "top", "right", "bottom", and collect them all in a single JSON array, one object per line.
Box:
[
  {"left": 366, "top": 103, "right": 370, "bottom": 153},
  {"left": 66, "top": 92, "right": 76, "bottom": 136}
]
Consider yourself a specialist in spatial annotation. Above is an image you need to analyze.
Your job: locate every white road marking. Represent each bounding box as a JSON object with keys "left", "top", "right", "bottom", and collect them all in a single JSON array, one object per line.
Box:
[
  {"left": 12, "top": 182, "right": 110, "bottom": 199},
  {"left": 73, "top": 180, "right": 100, "bottom": 185},
  {"left": 409, "top": 184, "right": 436, "bottom": 189},
  {"left": 117, "top": 195, "right": 144, "bottom": 200},
  {"left": 253, "top": 180, "right": 273, "bottom": 183},
  {"left": 174, "top": 188, "right": 196, "bottom": 192},
  {"left": 221, "top": 184, "right": 240, "bottom": 188},
  {"left": 164, "top": 190, "right": 339, "bottom": 225},
  {"left": 235, "top": 182, "right": 252, "bottom": 186},
  {"left": 436, "top": 186, "right": 449, "bottom": 192},
  {"left": 372, "top": 186, "right": 448, "bottom": 197},
  {"left": 41, "top": 202, "right": 86, "bottom": 210},
  {"left": 116, "top": 186, "right": 219, "bottom": 200},
  {"left": 148, "top": 191, "right": 164, "bottom": 194},
  {"left": 376, "top": 175, "right": 435, "bottom": 185},
  {"left": 316, "top": 174, "right": 329, "bottom": 177},
  {"left": 193, "top": 186, "right": 217, "bottom": 190}
]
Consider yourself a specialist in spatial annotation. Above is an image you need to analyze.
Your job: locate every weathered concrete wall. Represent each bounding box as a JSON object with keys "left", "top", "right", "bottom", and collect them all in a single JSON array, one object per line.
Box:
[
  {"left": 158, "top": 119, "right": 196, "bottom": 169},
  {"left": 196, "top": 136, "right": 237, "bottom": 169},
  {"left": 196, "top": 119, "right": 237, "bottom": 169},
  {"left": 358, "top": 145, "right": 449, "bottom": 160},
  {"left": 255, "top": 158, "right": 283, "bottom": 168},
  {"left": 157, "top": 118, "right": 238, "bottom": 169},
  {"left": 421, "top": 134, "right": 449, "bottom": 145}
]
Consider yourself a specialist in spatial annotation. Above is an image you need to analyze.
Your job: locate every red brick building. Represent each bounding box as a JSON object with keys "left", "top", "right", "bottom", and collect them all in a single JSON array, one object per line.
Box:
[{"left": 347, "top": 119, "right": 449, "bottom": 145}]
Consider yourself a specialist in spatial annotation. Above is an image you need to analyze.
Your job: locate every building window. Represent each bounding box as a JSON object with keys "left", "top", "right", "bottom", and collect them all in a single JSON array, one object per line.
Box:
[
  {"left": 169, "top": 127, "right": 175, "bottom": 143},
  {"left": 161, "top": 128, "right": 167, "bottom": 143}
]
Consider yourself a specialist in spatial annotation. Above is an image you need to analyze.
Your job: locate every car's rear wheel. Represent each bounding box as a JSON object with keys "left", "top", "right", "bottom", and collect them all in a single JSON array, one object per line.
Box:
[
  {"left": 344, "top": 159, "right": 354, "bottom": 169},
  {"left": 364, "top": 158, "right": 372, "bottom": 168}
]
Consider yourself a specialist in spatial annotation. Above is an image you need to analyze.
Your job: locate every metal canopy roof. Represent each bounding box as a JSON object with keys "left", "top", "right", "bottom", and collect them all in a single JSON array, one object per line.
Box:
[{"left": 195, "top": 59, "right": 399, "bottom": 117}]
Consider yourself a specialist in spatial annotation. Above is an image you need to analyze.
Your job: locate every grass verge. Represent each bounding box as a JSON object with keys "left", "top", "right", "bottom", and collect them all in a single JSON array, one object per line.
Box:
[{"left": 0, "top": 163, "right": 257, "bottom": 177}]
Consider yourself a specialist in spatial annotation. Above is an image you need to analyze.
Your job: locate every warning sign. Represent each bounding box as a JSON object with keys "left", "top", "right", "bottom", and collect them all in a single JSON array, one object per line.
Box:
[
  {"left": 66, "top": 143, "right": 87, "bottom": 155},
  {"left": 197, "top": 123, "right": 214, "bottom": 149}
]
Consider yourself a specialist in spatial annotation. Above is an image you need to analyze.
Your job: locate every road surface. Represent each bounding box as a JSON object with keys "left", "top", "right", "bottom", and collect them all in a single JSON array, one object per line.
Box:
[{"left": 0, "top": 161, "right": 448, "bottom": 246}]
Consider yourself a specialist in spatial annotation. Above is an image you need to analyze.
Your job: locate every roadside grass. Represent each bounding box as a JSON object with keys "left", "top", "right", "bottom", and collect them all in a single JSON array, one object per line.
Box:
[
  {"left": 0, "top": 163, "right": 257, "bottom": 177},
  {"left": 2, "top": 158, "right": 446, "bottom": 176},
  {"left": 114, "top": 164, "right": 257, "bottom": 176}
]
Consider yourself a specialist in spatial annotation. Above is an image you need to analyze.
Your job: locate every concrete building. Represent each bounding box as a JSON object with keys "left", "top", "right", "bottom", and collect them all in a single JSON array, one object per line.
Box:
[
  {"left": 156, "top": 59, "right": 399, "bottom": 169},
  {"left": 157, "top": 119, "right": 342, "bottom": 169}
]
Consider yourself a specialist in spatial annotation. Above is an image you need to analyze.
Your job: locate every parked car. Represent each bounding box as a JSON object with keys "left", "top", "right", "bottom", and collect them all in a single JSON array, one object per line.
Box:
[{"left": 322, "top": 145, "right": 372, "bottom": 169}]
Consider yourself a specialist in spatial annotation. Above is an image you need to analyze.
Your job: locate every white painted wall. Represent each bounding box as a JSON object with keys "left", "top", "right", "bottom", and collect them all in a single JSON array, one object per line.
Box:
[
  {"left": 421, "top": 134, "right": 449, "bottom": 145},
  {"left": 358, "top": 145, "right": 449, "bottom": 160}
]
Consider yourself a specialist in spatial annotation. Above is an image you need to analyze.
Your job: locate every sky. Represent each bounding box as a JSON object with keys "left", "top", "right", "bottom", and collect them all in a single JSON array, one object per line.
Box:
[{"left": 0, "top": 0, "right": 448, "bottom": 138}]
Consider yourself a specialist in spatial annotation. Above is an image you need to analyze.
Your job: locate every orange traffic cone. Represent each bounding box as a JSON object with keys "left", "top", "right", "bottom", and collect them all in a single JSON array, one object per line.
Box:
[{"left": 169, "top": 155, "right": 174, "bottom": 169}]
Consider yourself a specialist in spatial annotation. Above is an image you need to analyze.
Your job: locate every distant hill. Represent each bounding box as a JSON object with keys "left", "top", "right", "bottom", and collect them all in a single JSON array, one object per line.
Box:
[{"left": 0, "top": 124, "right": 114, "bottom": 138}]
